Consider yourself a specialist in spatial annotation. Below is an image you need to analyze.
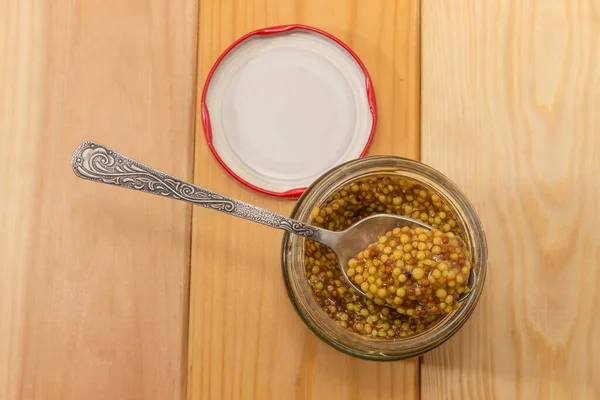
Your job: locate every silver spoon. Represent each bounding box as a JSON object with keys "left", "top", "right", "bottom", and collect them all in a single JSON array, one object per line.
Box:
[{"left": 71, "top": 141, "right": 470, "bottom": 304}]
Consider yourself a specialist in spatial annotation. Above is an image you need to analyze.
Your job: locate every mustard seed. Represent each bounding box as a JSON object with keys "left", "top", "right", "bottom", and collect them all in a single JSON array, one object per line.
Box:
[{"left": 304, "top": 175, "right": 472, "bottom": 340}]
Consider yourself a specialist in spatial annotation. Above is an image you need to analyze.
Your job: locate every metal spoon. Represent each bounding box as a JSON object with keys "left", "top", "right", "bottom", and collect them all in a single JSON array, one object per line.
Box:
[{"left": 71, "top": 141, "right": 471, "bottom": 304}]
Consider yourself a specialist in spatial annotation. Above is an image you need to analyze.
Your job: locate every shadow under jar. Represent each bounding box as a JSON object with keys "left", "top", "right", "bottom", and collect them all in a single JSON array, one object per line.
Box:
[{"left": 281, "top": 156, "right": 488, "bottom": 360}]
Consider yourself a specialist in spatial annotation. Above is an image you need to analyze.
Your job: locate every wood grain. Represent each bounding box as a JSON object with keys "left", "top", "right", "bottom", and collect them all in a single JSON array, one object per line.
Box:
[
  {"left": 0, "top": 1, "right": 198, "bottom": 399},
  {"left": 188, "top": 1, "right": 420, "bottom": 399},
  {"left": 421, "top": 0, "right": 600, "bottom": 399}
]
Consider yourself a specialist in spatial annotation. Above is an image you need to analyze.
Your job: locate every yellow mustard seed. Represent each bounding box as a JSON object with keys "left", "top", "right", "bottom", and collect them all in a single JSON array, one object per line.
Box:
[
  {"left": 310, "top": 207, "right": 320, "bottom": 218},
  {"left": 412, "top": 268, "right": 425, "bottom": 280}
]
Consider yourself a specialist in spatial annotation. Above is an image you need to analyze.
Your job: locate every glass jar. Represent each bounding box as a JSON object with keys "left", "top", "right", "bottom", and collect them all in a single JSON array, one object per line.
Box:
[{"left": 281, "top": 156, "right": 488, "bottom": 360}]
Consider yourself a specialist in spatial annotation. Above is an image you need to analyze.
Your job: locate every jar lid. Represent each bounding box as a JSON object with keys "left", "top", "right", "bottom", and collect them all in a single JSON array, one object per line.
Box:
[{"left": 201, "top": 24, "right": 377, "bottom": 197}]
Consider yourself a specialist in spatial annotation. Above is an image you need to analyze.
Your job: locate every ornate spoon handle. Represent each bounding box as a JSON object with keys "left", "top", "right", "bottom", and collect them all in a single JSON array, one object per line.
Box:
[{"left": 71, "top": 141, "right": 319, "bottom": 238}]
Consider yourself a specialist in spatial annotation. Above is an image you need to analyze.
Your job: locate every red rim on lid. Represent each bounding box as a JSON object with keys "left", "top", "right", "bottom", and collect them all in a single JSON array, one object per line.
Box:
[{"left": 201, "top": 24, "right": 377, "bottom": 198}]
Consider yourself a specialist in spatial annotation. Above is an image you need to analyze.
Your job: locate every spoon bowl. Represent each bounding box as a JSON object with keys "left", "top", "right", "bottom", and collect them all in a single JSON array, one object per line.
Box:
[
  {"left": 318, "top": 214, "right": 474, "bottom": 305},
  {"left": 320, "top": 214, "right": 433, "bottom": 295}
]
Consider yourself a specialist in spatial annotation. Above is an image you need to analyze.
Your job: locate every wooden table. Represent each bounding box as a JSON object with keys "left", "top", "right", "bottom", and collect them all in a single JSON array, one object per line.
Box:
[{"left": 1, "top": 1, "right": 598, "bottom": 399}]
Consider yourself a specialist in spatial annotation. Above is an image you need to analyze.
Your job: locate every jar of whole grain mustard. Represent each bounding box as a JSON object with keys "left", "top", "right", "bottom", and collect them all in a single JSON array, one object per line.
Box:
[{"left": 281, "top": 156, "right": 488, "bottom": 360}]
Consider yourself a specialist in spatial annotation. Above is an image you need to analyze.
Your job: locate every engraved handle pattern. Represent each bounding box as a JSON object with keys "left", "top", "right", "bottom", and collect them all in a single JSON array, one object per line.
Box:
[{"left": 71, "top": 141, "right": 316, "bottom": 237}]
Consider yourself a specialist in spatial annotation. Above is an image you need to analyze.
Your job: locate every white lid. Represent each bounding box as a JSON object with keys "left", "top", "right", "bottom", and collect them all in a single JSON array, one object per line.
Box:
[{"left": 201, "top": 25, "right": 377, "bottom": 197}]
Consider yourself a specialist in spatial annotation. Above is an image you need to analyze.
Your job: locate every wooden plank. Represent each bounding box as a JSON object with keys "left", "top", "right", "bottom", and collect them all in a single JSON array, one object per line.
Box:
[
  {"left": 188, "top": 1, "right": 420, "bottom": 399},
  {"left": 0, "top": 1, "right": 198, "bottom": 399},
  {"left": 420, "top": 0, "right": 600, "bottom": 398}
]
